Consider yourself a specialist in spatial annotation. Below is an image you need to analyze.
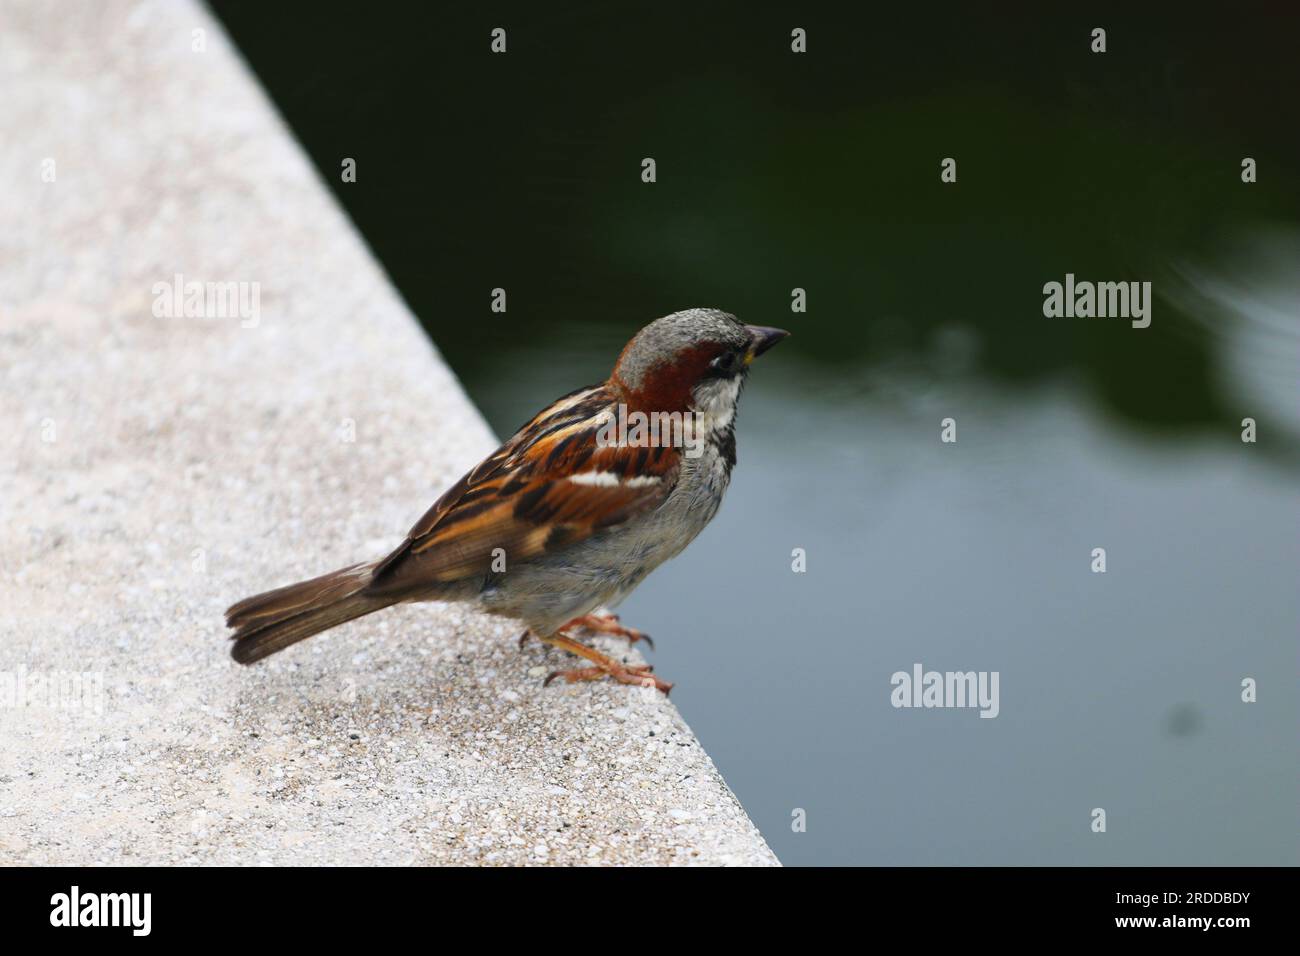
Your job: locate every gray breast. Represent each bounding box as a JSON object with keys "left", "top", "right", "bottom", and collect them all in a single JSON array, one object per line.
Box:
[{"left": 477, "top": 426, "right": 736, "bottom": 633}]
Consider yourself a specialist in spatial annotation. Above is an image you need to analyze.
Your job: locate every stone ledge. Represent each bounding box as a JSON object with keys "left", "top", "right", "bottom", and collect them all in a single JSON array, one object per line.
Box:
[{"left": 0, "top": 0, "right": 777, "bottom": 866}]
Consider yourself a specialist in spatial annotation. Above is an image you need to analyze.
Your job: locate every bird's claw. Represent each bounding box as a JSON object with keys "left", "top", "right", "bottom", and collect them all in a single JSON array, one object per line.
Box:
[
  {"left": 568, "top": 613, "right": 654, "bottom": 650},
  {"left": 543, "top": 662, "right": 672, "bottom": 695}
]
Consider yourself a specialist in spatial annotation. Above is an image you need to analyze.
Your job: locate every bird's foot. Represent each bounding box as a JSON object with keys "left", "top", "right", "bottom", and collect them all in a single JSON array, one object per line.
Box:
[
  {"left": 565, "top": 612, "right": 654, "bottom": 650},
  {"left": 543, "top": 663, "right": 671, "bottom": 694},
  {"left": 537, "top": 630, "right": 672, "bottom": 694}
]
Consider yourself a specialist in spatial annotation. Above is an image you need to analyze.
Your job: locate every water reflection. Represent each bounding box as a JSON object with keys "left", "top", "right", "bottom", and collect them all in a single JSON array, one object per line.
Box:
[
  {"left": 210, "top": 1, "right": 1300, "bottom": 864},
  {"left": 480, "top": 318, "right": 1297, "bottom": 864}
]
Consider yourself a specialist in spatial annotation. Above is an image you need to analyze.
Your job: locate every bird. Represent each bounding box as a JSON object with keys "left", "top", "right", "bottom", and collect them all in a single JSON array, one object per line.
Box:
[{"left": 225, "top": 308, "right": 788, "bottom": 693}]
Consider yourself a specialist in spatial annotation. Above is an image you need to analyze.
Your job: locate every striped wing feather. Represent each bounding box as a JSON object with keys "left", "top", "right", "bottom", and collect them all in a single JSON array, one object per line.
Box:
[{"left": 370, "top": 385, "right": 679, "bottom": 591}]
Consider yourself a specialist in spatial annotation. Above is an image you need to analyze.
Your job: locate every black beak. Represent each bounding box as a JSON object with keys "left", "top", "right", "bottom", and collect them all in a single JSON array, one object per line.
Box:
[{"left": 744, "top": 325, "right": 790, "bottom": 362}]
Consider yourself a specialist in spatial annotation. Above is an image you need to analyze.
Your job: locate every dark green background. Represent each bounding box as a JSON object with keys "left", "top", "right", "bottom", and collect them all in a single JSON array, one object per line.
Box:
[{"left": 210, "top": 2, "right": 1300, "bottom": 865}]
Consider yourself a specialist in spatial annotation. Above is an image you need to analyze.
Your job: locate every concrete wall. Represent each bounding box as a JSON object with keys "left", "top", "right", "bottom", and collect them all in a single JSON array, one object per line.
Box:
[{"left": 0, "top": 0, "right": 776, "bottom": 866}]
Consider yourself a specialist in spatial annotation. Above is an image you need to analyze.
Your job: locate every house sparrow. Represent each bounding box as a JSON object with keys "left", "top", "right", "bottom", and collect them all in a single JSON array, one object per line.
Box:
[{"left": 226, "top": 308, "right": 788, "bottom": 693}]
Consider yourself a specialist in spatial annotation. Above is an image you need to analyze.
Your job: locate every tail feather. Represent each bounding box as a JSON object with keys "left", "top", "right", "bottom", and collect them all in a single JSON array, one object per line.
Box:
[{"left": 226, "top": 561, "right": 393, "bottom": 664}]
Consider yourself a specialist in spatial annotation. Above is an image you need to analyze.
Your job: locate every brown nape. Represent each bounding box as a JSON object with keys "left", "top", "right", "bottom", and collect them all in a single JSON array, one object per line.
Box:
[{"left": 614, "top": 342, "right": 726, "bottom": 414}]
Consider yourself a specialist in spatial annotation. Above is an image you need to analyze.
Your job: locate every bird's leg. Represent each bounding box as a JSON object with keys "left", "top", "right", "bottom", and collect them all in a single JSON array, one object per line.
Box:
[
  {"left": 565, "top": 612, "right": 654, "bottom": 650},
  {"left": 538, "top": 630, "right": 672, "bottom": 694}
]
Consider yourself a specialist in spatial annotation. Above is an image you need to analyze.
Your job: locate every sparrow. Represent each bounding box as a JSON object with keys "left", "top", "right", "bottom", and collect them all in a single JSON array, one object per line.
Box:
[{"left": 226, "top": 308, "right": 788, "bottom": 693}]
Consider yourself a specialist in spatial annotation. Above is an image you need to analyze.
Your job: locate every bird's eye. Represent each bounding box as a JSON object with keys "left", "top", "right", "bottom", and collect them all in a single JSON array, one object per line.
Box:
[{"left": 710, "top": 351, "right": 739, "bottom": 374}]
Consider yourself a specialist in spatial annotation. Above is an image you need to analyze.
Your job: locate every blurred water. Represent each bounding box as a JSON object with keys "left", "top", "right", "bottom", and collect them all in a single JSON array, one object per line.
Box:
[
  {"left": 475, "top": 278, "right": 1298, "bottom": 865},
  {"left": 208, "top": 2, "right": 1300, "bottom": 864}
]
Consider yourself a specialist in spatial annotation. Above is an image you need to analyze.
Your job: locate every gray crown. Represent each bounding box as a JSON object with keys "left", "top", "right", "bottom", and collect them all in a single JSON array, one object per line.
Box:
[{"left": 616, "top": 308, "right": 748, "bottom": 390}]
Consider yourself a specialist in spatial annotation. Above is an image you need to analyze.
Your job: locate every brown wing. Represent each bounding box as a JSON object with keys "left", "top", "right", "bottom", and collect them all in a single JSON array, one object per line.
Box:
[{"left": 370, "top": 384, "right": 679, "bottom": 592}]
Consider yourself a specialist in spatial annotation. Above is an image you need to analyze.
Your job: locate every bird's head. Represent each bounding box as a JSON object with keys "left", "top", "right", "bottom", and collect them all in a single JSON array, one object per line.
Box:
[{"left": 611, "top": 308, "right": 788, "bottom": 422}]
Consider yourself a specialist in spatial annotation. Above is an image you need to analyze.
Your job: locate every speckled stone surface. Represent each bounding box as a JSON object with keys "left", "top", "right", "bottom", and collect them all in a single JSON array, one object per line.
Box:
[{"left": 0, "top": 0, "right": 777, "bottom": 866}]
